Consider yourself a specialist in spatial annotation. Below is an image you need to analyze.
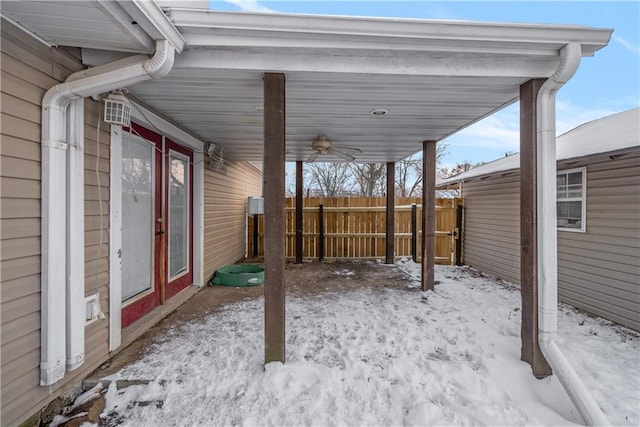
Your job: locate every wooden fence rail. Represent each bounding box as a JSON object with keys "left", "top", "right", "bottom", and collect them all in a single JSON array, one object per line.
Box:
[{"left": 248, "top": 197, "right": 462, "bottom": 265}]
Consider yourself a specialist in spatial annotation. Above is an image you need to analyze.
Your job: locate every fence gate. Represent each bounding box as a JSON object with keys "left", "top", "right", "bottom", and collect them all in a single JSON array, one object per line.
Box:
[{"left": 247, "top": 197, "right": 463, "bottom": 265}]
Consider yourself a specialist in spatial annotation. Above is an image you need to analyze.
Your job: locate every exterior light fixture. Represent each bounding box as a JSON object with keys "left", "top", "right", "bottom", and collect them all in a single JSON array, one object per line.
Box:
[{"left": 104, "top": 90, "right": 131, "bottom": 127}]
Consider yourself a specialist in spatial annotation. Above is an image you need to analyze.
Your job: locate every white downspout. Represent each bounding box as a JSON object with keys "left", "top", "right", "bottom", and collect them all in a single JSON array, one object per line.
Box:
[
  {"left": 536, "top": 42, "right": 609, "bottom": 426},
  {"left": 40, "top": 39, "right": 175, "bottom": 385},
  {"left": 67, "top": 98, "right": 85, "bottom": 372}
]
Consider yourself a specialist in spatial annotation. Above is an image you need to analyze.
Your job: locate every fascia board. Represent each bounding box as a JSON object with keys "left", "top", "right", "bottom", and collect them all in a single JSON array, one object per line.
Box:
[
  {"left": 168, "top": 9, "right": 611, "bottom": 56},
  {"left": 174, "top": 49, "right": 560, "bottom": 78}
]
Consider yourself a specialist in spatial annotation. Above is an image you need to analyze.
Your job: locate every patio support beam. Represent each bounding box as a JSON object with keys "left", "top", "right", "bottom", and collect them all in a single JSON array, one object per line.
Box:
[
  {"left": 296, "top": 161, "right": 303, "bottom": 264},
  {"left": 421, "top": 140, "right": 436, "bottom": 291},
  {"left": 263, "top": 73, "right": 286, "bottom": 364},
  {"left": 519, "top": 78, "right": 552, "bottom": 377},
  {"left": 385, "top": 162, "right": 395, "bottom": 264}
]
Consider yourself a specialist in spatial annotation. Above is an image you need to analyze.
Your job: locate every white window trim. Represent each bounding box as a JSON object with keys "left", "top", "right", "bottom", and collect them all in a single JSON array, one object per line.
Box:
[{"left": 557, "top": 166, "right": 587, "bottom": 233}]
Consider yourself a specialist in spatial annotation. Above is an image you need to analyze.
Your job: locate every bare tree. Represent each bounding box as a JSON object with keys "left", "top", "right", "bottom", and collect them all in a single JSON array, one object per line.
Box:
[
  {"left": 350, "top": 163, "right": 386, "bottom": 196},
  {"left": 438, "top": 160, "right": 480, "bottom": 179},
  {"left": 396, "top": 141, "right": 449, "bottom": 197},
  {"left": 305, "top": 162, "right": 354, "bottom": 197}
]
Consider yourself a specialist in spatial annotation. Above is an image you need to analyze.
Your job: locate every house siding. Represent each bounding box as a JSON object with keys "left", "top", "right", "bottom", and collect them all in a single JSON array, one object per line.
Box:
[
  {"left": 461, "top": 174, "right": 521, "bottom": 285},
  {"left": 203, "top": 162, "right": 262, "bottom": 282},
  {"left": 557, "top": 153, "right": 640, "bottom": 330},
  {"left": 1, "top": 19, "right": 112, "bottom": 426},
  {"left": 461, "top": 151, "right": 640, "bottom": 331}
]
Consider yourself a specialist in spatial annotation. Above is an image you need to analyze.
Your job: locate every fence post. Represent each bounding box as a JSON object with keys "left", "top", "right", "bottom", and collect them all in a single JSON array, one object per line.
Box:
[
  {"left": 253, "top": 214, "right": 259, "bottom": 257},
  {"left": 455, "top": 203, "right": 463, "bottom": 266},
  {"left": 318, "top": 204, "right": 324, "bottom": 261},
  {"left": 411, "top": 204, "right": 417, "bottom": 262}
]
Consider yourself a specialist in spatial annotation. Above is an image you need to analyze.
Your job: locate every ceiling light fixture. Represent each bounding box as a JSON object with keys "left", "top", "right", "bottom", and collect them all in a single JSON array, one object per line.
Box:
[{"left": 369, "top": 108, "right": 389, "bottom": 116}]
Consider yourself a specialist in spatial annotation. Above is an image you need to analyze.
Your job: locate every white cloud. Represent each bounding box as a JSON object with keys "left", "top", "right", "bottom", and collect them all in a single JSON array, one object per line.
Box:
[
  {"left": 446, "top": 107, "right": 520, "bottom": 151},
  {"left": 613, "top": 35, "right": 640, "bottom": 56},
  {"left": 223, "top": 0, "right": 275, "bottom": 13}
]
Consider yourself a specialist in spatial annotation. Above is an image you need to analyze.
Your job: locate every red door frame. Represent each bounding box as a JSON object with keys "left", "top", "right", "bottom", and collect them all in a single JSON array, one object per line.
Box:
[
  {"left": 121, "top": 123, "right": 163, "bottom": 328},
  {"left": 120, "top": 124, "right": 194, "bottom": 328},
  {"left": 164, "top": 138, "right": 194, "bottom": 300}
]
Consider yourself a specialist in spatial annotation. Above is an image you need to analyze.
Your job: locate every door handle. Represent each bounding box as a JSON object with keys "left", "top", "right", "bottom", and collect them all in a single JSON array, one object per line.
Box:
[{"left": 156, "top": 230, "right": 165, "bottom": 235}]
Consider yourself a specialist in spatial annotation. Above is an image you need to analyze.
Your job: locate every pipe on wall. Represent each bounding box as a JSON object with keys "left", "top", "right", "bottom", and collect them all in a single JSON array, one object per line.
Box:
[
  {"left": 40, "top": 39, "right": 175, "bottom": 385},
  {"left": 536, "top": 42, "right": 609, "bottom": 426}
]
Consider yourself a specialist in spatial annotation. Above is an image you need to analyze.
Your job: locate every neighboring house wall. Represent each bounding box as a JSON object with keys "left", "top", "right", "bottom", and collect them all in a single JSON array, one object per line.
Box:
[
  {"left": 462, "top": 174, "right": 521, "bottom": 285},
  {"left": 461, "top": 151, "right": 640, "bottom": 331},
  {"left": 1, "top": 20, "right": 112, "bottom": 426},
  {"left": 203, "top": 162, "right": 262, "bottom": 281},
  {"left": 557, "top": 153, "right": 640, "bottom": 330}
]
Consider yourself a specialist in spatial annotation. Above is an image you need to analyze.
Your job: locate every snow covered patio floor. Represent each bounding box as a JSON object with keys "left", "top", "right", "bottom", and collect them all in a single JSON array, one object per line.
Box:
[{"left": 95, "top": 261, "right": 638, "bottom": 426}]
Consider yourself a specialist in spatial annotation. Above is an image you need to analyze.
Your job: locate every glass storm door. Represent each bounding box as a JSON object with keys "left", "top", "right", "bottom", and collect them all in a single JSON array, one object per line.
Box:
[
  {"left": 164, "top": 139, "right": 193, "bottom": 299},
  {"left": 121, "top": 126, "right": 162, "bottom": 328},
  {"left": 121, "top": 126, "right": 194, "bottom": 328}
]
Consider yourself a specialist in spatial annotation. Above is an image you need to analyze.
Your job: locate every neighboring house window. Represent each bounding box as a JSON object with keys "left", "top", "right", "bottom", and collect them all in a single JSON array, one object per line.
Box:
[{"left": 557, "top": 167, "right": 586, "bottom": 232}]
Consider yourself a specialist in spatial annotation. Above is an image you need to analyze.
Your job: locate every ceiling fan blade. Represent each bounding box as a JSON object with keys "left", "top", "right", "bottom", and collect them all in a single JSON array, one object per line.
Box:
[
  {"left": 333, "top": 150, "right": 356, "bottom": 162},
  {"left": 306, "top": 152, "right": 319, "bottom": 162},
  {"left": 334, "top": 147, "right": 363, "bottom": 155}
]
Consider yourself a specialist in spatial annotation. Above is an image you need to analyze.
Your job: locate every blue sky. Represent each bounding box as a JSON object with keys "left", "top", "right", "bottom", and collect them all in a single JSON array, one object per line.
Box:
[{"left": 210, "top": 0, "right": 639, "bottom": 172}]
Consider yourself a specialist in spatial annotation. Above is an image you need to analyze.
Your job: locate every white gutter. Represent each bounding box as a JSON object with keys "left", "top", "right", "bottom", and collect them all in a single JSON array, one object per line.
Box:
[
  {"left": 536, "top": 42, "right": 609, "bottom": 426},
  {"left": 40, "top": 39, "right": 175, "bottom": 385}
]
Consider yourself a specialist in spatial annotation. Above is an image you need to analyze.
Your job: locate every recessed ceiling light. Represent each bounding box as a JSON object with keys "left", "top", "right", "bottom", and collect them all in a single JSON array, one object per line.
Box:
[{"left": 369, "top": 108, "right": 388, "bottom": 116}]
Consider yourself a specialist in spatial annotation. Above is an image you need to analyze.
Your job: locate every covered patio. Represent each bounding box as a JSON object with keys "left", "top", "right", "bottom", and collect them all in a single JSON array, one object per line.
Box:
[
  {"left": 111, "top": 10, "right": 612, "bottom": 377},
  {"left": 0, "top": 2, "right": 614, "bottom": 425}
]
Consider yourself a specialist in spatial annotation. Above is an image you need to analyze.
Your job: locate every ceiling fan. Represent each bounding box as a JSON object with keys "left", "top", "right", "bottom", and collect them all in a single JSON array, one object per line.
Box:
[{"left": 306, "top": 135, "right": 362, "bottom": 162}]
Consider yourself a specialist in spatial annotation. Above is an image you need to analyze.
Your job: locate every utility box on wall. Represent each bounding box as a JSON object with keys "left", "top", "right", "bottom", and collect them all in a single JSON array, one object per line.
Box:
[{"left": 247, "top": 196, "right": 264, "bottom": 215}]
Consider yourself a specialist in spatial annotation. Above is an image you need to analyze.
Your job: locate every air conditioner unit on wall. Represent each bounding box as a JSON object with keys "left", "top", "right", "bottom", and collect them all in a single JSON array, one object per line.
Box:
[{"left": 206, "top": 141, "right": 224, "bottom": 171}]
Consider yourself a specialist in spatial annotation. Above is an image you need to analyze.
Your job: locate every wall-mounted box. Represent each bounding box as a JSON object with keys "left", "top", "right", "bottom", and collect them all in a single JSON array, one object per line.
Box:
[{"left": 247, "top": 196, "right": 264, "bottom": 215}]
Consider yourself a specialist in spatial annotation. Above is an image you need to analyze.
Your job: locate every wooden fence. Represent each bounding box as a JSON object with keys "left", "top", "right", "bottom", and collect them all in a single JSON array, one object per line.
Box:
[{"left": 248, "top": 197, "right": 462, "bottom": 264}]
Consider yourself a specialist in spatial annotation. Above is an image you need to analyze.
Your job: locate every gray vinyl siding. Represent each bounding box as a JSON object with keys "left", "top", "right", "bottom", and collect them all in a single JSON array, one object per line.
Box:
[
  {"left": 557, "top": 154, "right": 640, "bottom": 331},
  {"left": 1, "top": 19, "right": 112, "bottom": 426},
  {"left": 460, "top": 150, "right": 640, "bottom": 331},
  {"left": 203, "top": 162, "right": 262, "bottom": 282},
  {"left": 461, "top": 174, "right": 521, "bottom": 285}
]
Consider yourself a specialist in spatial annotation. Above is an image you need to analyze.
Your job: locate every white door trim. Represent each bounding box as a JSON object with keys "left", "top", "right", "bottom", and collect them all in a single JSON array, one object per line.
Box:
[{"left": 109, "top": 126, "right": 123, "bottom": 351}]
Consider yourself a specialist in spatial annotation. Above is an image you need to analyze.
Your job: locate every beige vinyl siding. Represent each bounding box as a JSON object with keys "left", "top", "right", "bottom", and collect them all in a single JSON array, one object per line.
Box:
[
  {"left": 557, "top": 153, "right": 640, "bottom": 330},
  {"left": 203, "top": 162, "right": 262, "bottom": 281},
  {"left": 460, "top": 151, "right": 640, "bottom": 331},
  {"left": 1, "top": 19, "right": 112, "bottom": 426},
  {"left": 83, "top": 97, "right": 112, "bottom": 372},
  {"left": 461, "top": 174, "right": 521, "bottom": 284}
]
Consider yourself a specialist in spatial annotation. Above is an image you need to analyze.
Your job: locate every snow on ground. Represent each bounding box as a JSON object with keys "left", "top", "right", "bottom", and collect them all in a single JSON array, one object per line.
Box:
[{"left": 101, "top": 262, "right": 639, "bottom": 426}]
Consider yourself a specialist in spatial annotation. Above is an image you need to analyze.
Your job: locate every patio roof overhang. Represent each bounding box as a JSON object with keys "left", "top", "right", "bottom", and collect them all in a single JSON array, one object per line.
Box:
[
  {"left": 84, "top": 8, "right": 611, "bottom": 163},
  {"left": 1, "top": 2, "right": 611, "bottom": 163}
]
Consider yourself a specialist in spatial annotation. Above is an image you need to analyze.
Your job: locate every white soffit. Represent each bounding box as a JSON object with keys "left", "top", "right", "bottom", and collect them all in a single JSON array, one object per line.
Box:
[{"left": 0, "top": 1, "right": 154, "bottom": 53}]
